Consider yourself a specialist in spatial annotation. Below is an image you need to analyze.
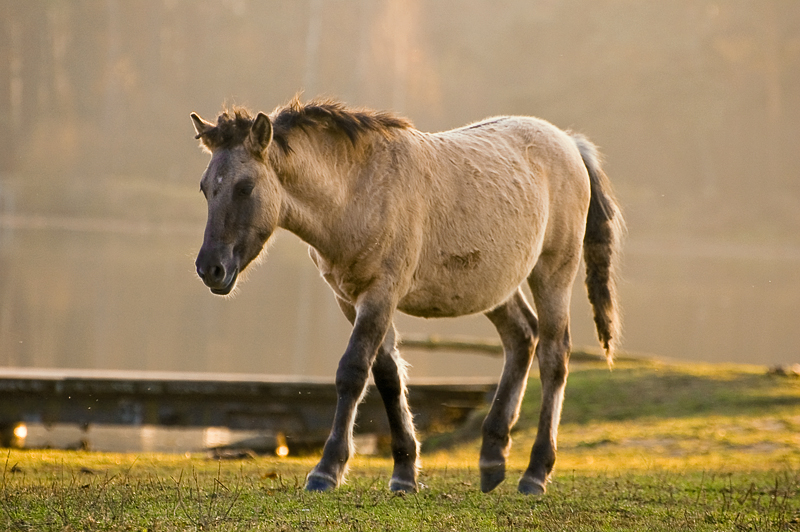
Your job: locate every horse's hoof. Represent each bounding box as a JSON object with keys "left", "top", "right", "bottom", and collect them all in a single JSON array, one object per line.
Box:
[
  {"left": 305, "top": 472, "right": 337, "bottom": 492},
  {"left": 389, "top": 478, "right": 418, "bottom": 493},
  {"left": 480, "top": 462, "right": 506, "bottom": 493},
  {"left": 518, "top": 476, "right": 546, "bottom": 495}
]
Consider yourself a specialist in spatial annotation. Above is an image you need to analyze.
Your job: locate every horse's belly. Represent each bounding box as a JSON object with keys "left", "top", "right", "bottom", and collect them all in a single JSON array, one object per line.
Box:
[
  {"left": 398, "top": 255, "right": 534, "bottom": 318},
  {"left": 398, "top": 289, "right": 491, "bottom": 318}
]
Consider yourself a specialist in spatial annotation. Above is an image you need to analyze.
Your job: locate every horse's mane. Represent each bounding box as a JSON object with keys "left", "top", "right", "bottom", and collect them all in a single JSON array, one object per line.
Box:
[
  {"left": 195, "top": 107, "right": 253, "bottom": 150},
  {"left": 200, "top": 97, "right": 413, "bottom": 154}
]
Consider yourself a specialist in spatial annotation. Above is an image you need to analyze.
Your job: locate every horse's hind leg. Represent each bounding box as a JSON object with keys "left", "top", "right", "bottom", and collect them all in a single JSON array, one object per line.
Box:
[
  {"left": 479, "top": 289, "right": 537, "bottom": 493},
  {"left": 372, "top": 325, "right": 420, "bottom": 492},
  {"left": 518, "top": 253, "right": 582, "bottom": 495}
]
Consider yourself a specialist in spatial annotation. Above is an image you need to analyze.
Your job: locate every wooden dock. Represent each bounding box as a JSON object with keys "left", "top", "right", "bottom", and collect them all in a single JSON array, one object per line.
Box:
[{"left": 0, "top": 368, "right": 496, "bottom": 451}]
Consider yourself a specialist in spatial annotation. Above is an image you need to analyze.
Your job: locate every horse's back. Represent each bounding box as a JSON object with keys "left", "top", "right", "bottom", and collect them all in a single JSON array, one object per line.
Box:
[
  {"left": 394, "top": 116, "right": 590, "bottom": 318},
  {"left": 428, "top": 116, "right": 589, "bottom": 207}
]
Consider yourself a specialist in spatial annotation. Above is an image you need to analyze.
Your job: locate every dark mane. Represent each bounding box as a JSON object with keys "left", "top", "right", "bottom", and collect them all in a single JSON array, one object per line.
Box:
[
  {"left": 199, "top": 98, "right": 413, "bottom": 154},
  {"left": 196, "top": 107, "right": 255, "bottom": 150},
  {"left": 198, "top": 98, "right": 413, "bottom": 154},
  {"left": 272, "top": 97, "right": 413, "bottom": 154}
]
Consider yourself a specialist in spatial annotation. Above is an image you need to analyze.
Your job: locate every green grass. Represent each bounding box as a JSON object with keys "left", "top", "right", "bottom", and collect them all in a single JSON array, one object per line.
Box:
[{"left": 3, "top": 359, "right": 800, "bottom": 531}]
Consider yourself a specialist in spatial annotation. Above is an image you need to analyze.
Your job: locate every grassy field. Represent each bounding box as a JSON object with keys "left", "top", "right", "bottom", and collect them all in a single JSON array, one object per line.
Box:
[{"left": 2, "top": 358, "right": 800, "bottom": 531}]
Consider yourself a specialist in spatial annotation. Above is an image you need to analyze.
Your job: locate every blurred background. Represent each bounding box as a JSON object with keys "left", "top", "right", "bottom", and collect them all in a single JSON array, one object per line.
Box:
[{"left": 1, "top": 0, "right": 798, "bottom": 381}]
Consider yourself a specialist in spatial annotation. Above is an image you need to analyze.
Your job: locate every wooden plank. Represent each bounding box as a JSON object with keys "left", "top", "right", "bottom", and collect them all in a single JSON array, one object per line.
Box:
[{"left": 0, "top": 368, "right": 496, "bottom": 449}]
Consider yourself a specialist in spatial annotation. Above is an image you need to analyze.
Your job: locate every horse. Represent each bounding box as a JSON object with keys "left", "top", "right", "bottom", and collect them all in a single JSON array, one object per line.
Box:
[{"left": 190, "top": 96, "right": 623, "bottom": 495}]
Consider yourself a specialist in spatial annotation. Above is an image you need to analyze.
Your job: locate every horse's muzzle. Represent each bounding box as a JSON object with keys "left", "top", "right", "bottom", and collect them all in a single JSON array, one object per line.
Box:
[{"left": 196, "top": 252, "right": 239, "bottom": 295}]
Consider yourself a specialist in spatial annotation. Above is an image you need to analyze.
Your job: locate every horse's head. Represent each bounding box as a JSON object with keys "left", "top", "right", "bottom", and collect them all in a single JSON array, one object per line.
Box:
[{"left": 191, "top": 109, "right": 282, "bottom": 295}]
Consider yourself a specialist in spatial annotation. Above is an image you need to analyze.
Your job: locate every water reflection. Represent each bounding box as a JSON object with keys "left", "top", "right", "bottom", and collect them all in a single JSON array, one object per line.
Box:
[
  {"left": 0, "top": 223, "right": 797, "bottom": 378},
  {"left": 19, "top": 423, "right": 272, "bottom": 454},
  {"left": 19, "top": 423, "right": 376, "bottom": 455}
]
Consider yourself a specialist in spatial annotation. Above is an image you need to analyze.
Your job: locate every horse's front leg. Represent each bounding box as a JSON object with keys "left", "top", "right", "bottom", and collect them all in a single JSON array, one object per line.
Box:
[
  {"left": 305, "top": 291, "right": 394, "bottom": 492},
  {"left": 326, "top": 296, "right": 420, "bottom": 493},
  {"left": 371, "top": 325, "right": 420, "bottom": 492}
]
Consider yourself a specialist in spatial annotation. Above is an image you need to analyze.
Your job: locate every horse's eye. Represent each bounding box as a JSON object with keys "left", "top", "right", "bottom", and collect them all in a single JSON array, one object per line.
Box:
[{"left": 236, "top": 182, "right": 255, "bottom": 198}]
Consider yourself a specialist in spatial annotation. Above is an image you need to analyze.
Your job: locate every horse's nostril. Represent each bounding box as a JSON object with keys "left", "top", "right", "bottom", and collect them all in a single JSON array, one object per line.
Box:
[
  {"left": 196, "top": 259, "right": 224, "bottom": 285},
  {"left": 210, "top": 265, "right": 225, "bottom": 283}
]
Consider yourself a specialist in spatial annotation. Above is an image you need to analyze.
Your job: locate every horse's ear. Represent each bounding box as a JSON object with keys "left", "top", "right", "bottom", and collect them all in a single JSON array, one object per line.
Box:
[
  {"left": 191, "top": 113, "right": 217, "bottom": 152},
  {"left": 191, "top": 113, "right": 214, "bottom": 138},
  {"left": 247, "top": 112, "right": 273, "bottom": 154}
]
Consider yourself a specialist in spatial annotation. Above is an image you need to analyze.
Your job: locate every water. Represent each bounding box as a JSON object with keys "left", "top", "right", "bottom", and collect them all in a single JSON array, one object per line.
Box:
[
  {"left": 1, "top": 222, "right": 798, "bottom": 379},
  {"left": 616, "top": 240, "right": 800, "bottom": 366}
]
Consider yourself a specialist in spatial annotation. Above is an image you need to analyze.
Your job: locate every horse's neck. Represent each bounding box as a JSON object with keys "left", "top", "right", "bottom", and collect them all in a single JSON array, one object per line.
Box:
[{"left": 273, "top": 136, "right": 358, "bottom": 256}]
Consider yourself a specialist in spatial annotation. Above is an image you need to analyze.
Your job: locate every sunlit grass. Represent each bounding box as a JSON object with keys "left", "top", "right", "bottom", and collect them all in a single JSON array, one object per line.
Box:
[{"left": 3, "top": 359, "right": 800, "bottom": 530}]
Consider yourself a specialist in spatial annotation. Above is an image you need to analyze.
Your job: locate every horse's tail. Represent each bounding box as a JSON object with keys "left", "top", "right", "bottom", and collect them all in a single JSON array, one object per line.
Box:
[{"left": 571, "top": 134, "right": 625, "bottom": 363}]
